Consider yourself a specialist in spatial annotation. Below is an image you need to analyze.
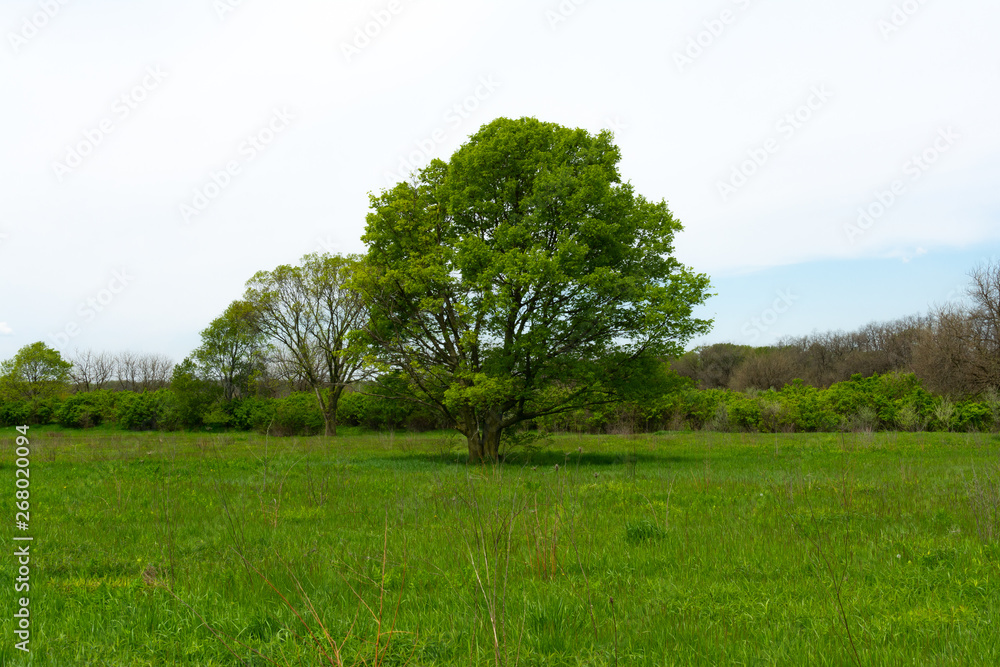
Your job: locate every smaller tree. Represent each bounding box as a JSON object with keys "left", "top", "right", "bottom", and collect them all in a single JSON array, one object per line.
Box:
[
  {"left": 244, "top": 253, "right": 371, "bottom": 436},
  {"left": 0, "top": 342, "right": 73, "bottom": 400},
  {"left": 191, "top": 301, "right": 269, "bottom": 401},
  {"left": 966, "top": 262, "right": 1000, "bottom": 391},
  {"left": 169, "top": 358, "right": 223, "bottom": 429}
]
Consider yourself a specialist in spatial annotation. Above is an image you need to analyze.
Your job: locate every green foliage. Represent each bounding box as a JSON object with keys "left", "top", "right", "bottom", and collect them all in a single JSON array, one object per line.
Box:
[
  {"left": 117, "top": 391, "right": 171, "bottom": 431},
  {"left": 726, "top": 392, "right": 765, "bottom": 431},
  {"left": 55, "top": 393, "right": 102, "bottom": 428},
  {"left": 230, "top": 396, "right": 277, "bottom": 432},
  {"left": 953, "top": 400, "right": 992, "bottom": 432},
  {"left": 360, "top": 116, "right": 713, "bottom": 459},
  {"left": 0, "top": 398, "right": 30, "bottom": 426},
  {"left": 271, "top": 392, "right": 326, "bottom": 435},
  {"left": 624, "top": 519, "right": 665, "bottom": 545},
  {"left": 168, "top": 358, "right": 223, "bottom": 429},
  {"left": 626, "top": 372, "right": 993, "bottom": 434},
  {"left": 772, "top": 381, "right": 839, "bottom": 432},
  {"left": 190, "top": 300, "right": 270, "bottom": 401},
  {"left": 0, "top": 341, "right": 73, "bottom": 400},
  {"left": 674, "top": 388, "right": 728, "bottom": 430},
  {"left": 0, "top": 396, "right": 62, "bottom": 426},
  {"left": 337, "top": 390, "right": 412, "bottom": 430}
]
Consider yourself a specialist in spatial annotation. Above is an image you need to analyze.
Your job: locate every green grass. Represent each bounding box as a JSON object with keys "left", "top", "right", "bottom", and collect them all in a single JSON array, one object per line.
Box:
[{"left": 3, "top": 428, "right": 1000, "bottom": 665}]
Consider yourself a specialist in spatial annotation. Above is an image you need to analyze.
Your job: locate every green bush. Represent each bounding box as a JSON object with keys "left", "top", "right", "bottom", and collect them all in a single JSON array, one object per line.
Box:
[
  {"left": 338, "top": 391, "right": 399, "bottom": 429},
  {"left": 117, "top": 391, "right": 170, "bottom": 431},
  {"left": 55, "top": 393, "right": 102, "bottom": 428},
  {"left": 776, "top": 382, "right": 839, "bottom": 432},
  {"left": 272, "top": 392, "right": 325, "bottom": 435},
  {"left": 727, "top": 393, "right": 763, "bottom": 431},
  {"left": 952, "top": 400, "right": 992, "bottom": 432},
  {"left": 0, "top": 399, "right": 30, "bottom": 427},
  {"left": 230, "top": 396, "right": 277, "bottom": 432}
]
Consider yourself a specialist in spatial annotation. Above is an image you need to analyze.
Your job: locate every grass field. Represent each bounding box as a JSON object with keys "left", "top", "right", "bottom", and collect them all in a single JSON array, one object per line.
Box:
[{"left": 2, "top": 427, "right": 1000, "bottom": 665}]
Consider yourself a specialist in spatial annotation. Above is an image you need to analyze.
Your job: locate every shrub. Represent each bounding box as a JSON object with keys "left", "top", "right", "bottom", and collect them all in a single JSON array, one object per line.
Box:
[
  {"left": 777, "top": 382, "right": 839, "bottom": 432},
  {"left": 271, "top": 392, "right": 325, "bottom": 436},
  {"left": 952, "top": 400, "right": 992, "bottom": 432},
  {"left": 337, "top": 390, "right": 415, "bottom": 430},
  {"left": 117, "top": 391, "right": 170, "bottom": 431},
  {"left": 168, "top": 359, "right": 223, "bottom": 430},
  {"left": 0, "top": 400, "right": 30, "bottom": 427},
  {"left": 55, "top": 393, "right": 102, "bottom": 428},
  {"left": 727, "top": 393, "right": 763, "bottom": 431},
  {"left": 230, "top": 396, "right": 277, "bottom": 432},
  {"left": 931, "top": 397, "right": 956, "bottom": 432},
  {"left": 895, "top": 402, "right": 925, "bottom": 431}
]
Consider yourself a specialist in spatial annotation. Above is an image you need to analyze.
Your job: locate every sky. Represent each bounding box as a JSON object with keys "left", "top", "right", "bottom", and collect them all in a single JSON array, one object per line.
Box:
[{"left": 1, "top": 0, "right": 999, "bottom": 364}]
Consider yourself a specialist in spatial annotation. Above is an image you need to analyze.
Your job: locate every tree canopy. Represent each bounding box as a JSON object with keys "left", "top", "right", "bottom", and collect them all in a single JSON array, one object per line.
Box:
[
  {"left": 359, "top": 117, "right": 712, "bottom": 461},
  {"left": 0, "top": 341, "right": 73, "bottom": 401},
  {"left": 191, "top": 300, "right": 269, "bottom": 401}
]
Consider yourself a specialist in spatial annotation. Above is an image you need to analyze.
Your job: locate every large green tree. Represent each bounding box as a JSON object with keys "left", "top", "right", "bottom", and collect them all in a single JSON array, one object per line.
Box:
[
  {"left": 0, "top": 342, "right": 73, "bottom": 400},
  {"left": 244, "top": 253, "right": 370, "bottom": 436},
  {"left": 359, "top": 117, "right": 713, "bottom": 462}
]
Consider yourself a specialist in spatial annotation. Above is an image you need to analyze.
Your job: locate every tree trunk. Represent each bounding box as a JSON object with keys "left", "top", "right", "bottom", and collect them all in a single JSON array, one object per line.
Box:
[
  {"left": 465, "top": 413, "right": 502, "bottom": 463},
  {"left": 467, "top": 431, "right": 486, "bottom": 463},
  {"left": 314, "top": 386, "right": 339, "bottom": 437},
  {"left": 325, "top": 391, "right": 339, "bottom": 437}
]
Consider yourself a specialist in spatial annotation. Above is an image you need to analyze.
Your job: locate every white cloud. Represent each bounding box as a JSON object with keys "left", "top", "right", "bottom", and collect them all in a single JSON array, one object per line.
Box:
[{"left": 0, "top": 323, "right": 13, "bottom": 336}]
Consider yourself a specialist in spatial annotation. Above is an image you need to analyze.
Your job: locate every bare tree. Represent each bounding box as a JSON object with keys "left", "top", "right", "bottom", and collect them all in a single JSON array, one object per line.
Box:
[
  {"left": 912, "top": 304, "right": 980, "bottom": 396},
  {"left": 778, "top": 315, "right": 928, "bottom": 387},
  {"left": 115, "top": 351, "right": 140, "bottom": 392},
  {"left": 71, "top": 349, "right": 116, "bottom": 392},
  {"left": 967, "top": 262, "right": 1000, "bottom": 390},
  {"left": 671, "top": 343, "right": 751, "bottom": 389},
  {"left": 911, "top": 264, "right": 1000, "bottom": 397},
  {"left": 729, "top": 347, "right": 800, "bottom": 391},
  {"left": 136, "top": 353, "right": 174, "bottom": 392},
  {"left": 92, "top": 351, "right": 116, "bottom": 390}
]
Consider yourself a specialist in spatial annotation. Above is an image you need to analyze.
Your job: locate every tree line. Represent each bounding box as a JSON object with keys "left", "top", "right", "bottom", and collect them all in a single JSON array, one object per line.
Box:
[
  {"left": 3, "top": 259, "right": 1000, "bottom": 440},
  {"left": 674, "top": 262, "right": 1000, "bottom": 398}
]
